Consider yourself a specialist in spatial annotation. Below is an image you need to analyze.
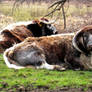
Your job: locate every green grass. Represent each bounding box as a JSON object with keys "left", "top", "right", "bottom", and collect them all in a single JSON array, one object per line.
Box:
[{"left": 0, "top": 54, "right": 92, "bottom": 91}]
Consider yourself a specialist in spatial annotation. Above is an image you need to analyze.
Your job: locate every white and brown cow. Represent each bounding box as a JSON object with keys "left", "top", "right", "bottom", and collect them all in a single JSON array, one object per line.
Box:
[
  {"left": 73, "top": 25, "right": 92, "bottom": 70},
  {"left": 0, "top": 18, "right": 57, "bottom": 53},
  {"left": 3, "top": 25, "right": 92, "bottom": 70}
]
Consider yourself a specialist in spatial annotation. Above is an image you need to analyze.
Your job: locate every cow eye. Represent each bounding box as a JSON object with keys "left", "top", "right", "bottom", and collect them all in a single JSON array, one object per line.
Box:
[
  {"left": 83, "top": 33, "right": 88, "bottom": 41},
  {"left": 47, "top": 24, "right": 51, "bottom": 28},
  {"left": 47, "top": 24, "right": 53, "bottom": 29}
]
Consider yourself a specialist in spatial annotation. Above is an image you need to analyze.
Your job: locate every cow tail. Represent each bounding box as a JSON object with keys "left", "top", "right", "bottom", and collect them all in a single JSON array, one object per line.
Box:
[{"left": 3, "top": 47, "right": 25, "bottom": 69}]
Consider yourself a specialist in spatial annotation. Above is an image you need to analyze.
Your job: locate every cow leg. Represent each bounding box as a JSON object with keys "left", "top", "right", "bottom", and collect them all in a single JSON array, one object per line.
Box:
[
  {"left": 4, "top": 57, "right": 25, "bottom": 69},
  {"left": 3, "top": 42, "right": 66, "bottom": 70},
  {"left": 36, "top": 60, "right": 66, "bottom": 71},
  {"left": 7, "top": 64, "right": 24, "bottom": 69},
  {"left": 4, "top": 50, "right": 66, "bottom": 70}
]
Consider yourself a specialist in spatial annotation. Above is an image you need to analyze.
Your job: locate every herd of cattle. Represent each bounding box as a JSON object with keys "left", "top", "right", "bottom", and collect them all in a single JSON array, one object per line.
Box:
[{"left": 0, "top": 18, "right": 92, "bottom": 71}]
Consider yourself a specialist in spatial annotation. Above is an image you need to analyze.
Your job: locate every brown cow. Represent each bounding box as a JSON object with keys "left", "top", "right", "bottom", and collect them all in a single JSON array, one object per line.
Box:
[
  {"left": 3, "top": 25, "right": 92, "bottom": 70},
  {"left": 3, "top": 33, "right": 76, "bottom": 70},
  {"left": 0, "top": 18, "right": 57, "bottom": 53}
]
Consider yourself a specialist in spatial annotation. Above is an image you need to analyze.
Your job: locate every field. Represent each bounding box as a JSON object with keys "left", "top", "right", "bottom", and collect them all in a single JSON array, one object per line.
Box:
[
  {"left": 0, "top": 54, "right": 92, "bottom": 92},
  {"left": 0, "top": 1, "right": 92, "bottom": 92}
]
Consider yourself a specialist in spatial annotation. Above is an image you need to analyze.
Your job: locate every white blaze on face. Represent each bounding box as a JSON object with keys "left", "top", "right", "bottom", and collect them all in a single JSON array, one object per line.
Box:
[
  {"left": 46, "top": 24, "right": 57, "bottom": 34},
  {"left": 52, "top": 25, "right": 57, "bottom": 34},
  {"left": 87, "top": 34, "right": 92, "bottom": 47}
]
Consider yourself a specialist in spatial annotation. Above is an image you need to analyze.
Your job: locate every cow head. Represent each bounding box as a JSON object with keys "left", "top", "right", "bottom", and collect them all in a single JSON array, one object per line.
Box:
[
  {"left": 27, "top": 18, "right": 58, "bottom": 37},
  {"left": 0, "top": 18, "right": 58, "bottom": 53},
  {"left": 73, "top": 25, "right": 92, "bottom": 56}
]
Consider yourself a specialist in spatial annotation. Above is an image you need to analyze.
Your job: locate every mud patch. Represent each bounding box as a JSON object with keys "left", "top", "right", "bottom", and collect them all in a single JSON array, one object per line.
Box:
[{"left": 0, "top": 85, "right": 92, "bottom": 92}]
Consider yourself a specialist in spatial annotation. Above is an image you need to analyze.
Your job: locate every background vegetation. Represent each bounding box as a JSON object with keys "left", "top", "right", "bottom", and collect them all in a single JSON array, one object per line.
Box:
[{"left": 0, "top": 0, "right": 92, "bottom": 32}]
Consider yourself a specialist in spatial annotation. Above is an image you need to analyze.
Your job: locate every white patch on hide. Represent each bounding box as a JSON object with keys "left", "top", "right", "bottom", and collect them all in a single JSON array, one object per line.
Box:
[
  {"left": 48, "top": 33, "right": 75, "bottom": 37},
  {"left": 0, "top": 21, "right": 33, "bottom": 34}
]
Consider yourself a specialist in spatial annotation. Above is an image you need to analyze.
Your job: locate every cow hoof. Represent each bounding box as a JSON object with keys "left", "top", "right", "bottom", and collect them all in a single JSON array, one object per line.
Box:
[{"left": 54, "top": 65, "right": 66, "bottom": 71}]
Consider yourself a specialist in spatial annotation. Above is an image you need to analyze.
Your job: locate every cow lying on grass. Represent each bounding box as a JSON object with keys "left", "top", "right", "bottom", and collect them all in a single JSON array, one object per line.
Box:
[
  {"left": 3, "top": 25, "right": 92, "bottom": 70},
  {"left": 0, "top": 18, "right": 57, "bottom": 53},
  {"left": 73, "top": 25, "right": 92, "bottom": 70}
]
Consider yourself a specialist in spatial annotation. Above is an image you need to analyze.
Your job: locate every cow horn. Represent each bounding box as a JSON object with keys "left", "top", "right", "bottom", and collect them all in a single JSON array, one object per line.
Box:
[{"left": 41, "top": 20, "right": 56, "bottom": 24}]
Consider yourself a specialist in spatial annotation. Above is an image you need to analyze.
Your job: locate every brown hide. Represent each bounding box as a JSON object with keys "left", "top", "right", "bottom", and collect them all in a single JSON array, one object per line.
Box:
[
  {"left": 7, "top": 34, "right": 84, "bottom": 69},
  {"left": 73, "top": 25, "right": 92, "bottom": 55},
  {"left": 73, "top": 25, "right": 92, "bottom": 70},
  {"left": 0, "top": 18, "right": 58, "bottom": 53},
  {"left": 8, "top": 25, "right": 33, "bottom": 41},
  {"left": 80, "top": 25, "right": 92, "bottom": 33},
  {"left": 4, "top": 25, "right": 92, "bottom": 70},
  {"left": 0, "top": 26, "right": 33, "bottom": 53}
]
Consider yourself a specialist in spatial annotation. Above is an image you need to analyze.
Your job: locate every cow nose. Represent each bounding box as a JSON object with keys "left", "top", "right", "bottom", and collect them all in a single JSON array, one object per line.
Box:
[{"left": 55, "top": 32, "right": 58, "bottom": 34}]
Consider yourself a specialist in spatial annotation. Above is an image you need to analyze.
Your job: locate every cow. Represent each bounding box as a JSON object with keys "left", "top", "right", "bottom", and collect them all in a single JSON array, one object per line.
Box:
[
  {"left": 73, "top": 25, "right": 92, "bottom": 70},
  {"left": 0, "top": 18, "right": 57, "bottom": 53},
  {"left": 3, "top": 25, "right": 92, "bottom": 70}
]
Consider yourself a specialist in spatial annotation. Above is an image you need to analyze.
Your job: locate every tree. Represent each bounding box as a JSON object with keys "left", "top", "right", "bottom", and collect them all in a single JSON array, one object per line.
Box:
[
  {"left": 44, "top": 0, "right": 67, "bottom": 29},
  {"left": 13, "top": 0, "right": 67, "bottom": 29}
]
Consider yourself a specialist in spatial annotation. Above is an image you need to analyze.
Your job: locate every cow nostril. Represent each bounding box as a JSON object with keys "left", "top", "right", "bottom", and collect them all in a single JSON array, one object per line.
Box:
[{"left": 55, "top": 32, "right": 58, "bottom": 34}]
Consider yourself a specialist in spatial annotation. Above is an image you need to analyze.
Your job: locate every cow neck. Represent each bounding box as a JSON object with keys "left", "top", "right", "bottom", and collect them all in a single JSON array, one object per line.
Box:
[{"left": 27, "top": 23, "right": 42, "bottom": 37}]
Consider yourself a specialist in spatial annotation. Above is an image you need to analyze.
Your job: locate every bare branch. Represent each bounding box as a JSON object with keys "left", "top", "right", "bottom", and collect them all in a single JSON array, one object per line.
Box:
[
  {"left": 48, "top": 0, "right": 66, "bottom": 9},
  {"left": 44, "top": 0, "right": 67, "bottom": 29},
  {"left": 11, "top": 0, "right": 19, "bottom": 15},
  {"left": 44, "top": 3, "right": 60, "bottom": 17},
  {"left": 44, "top": 0, "right": 66, "bottom": 17},
  {"left": 61, "top": 5, "right": 66, "bottom": 29}
]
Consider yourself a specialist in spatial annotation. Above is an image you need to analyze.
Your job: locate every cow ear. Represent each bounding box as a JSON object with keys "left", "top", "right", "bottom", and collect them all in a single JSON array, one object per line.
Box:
[
  {"left": 40, "top": 18, "right": 49, "bottom": 22},
  {"left": 39, "top": 22, "right": 44, "bottom": 27},
  {"left": 33, "top": 20, "right": 41, "bottom": 26}
]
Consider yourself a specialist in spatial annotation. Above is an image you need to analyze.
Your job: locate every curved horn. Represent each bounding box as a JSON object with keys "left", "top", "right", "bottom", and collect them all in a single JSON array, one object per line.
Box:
[
  {"left": 40, "top": 20, "right": 56, "bottom": 24},
  {"left": 72, "top": 30, "right": 83, "bottom": 53}
]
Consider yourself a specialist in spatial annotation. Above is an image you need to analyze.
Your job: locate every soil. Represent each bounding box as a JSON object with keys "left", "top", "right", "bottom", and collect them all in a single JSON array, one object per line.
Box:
[
  {"left": 1, "top": 87, "right": 92, "bottom": 92},
  {"left": 0, "top": 84, "right": 92, "bottom": 92}
]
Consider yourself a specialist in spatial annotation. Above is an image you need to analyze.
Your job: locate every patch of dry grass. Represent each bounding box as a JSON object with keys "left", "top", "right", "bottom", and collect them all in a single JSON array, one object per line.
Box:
[{"left": 0, "top": 1, "right": 92, "bottom": 32}]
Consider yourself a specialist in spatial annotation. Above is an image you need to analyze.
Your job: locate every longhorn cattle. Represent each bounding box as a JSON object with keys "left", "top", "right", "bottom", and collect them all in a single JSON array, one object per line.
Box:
[
  {"left": 73, "top": 25, "right": 92, "bottom": 70},
  {"left": 0, "top": 18, "right": 57, "bottom": 53},
  {"left": 3, "top": 25, "right": 92, "bottom": 70}
]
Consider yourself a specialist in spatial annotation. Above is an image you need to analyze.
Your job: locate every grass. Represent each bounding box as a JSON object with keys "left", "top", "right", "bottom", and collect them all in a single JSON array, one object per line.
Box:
[
  {"left": 0, "top": 54, "right": 92, "bottom": 91},
  {"left": 0, "top": 2, "right": 92, "bottom": 22},
  {"left": 0, "top": 1, "right": 92, "bottom": 32},
  {"left": 0, "top": 2, "right": 50, "bottom": 21}
]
